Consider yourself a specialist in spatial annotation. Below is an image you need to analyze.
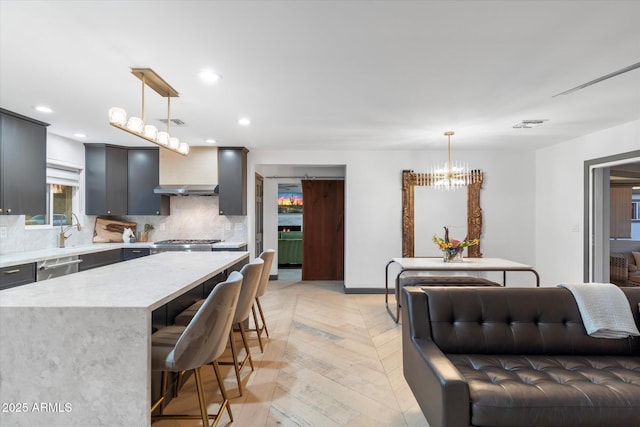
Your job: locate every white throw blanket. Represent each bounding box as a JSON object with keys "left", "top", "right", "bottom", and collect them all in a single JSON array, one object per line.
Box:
[{"left": 558, "top": 283, "right": 640, "bottom": 339}]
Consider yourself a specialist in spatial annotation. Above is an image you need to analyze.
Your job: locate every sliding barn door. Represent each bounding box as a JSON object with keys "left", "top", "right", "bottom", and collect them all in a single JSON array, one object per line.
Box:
[{"left": 301, "top": 180, "right": 344, "bottom": 280}]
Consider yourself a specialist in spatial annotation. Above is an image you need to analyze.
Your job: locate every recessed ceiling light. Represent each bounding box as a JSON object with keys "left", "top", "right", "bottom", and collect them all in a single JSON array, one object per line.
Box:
[
  {"left": 199, "top": 70, "right": 222, "bottom": 84},
  {"left": 74, "top": 133, "right": 87, "bottom": 138},
  {"left": 205, "top": 138, "right": 217, "bottom": 144},
  {"left": 238, "top": 118, "right": 251, "bottom": 126},
  {"left": 34, "top": 105, "right": 53, "bottom": 113}
]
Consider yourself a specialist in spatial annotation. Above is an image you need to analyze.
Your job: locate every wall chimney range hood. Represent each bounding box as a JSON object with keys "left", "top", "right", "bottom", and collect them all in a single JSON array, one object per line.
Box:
[{"left": 154, "top": 184, "right": 219, "bottom": 196}]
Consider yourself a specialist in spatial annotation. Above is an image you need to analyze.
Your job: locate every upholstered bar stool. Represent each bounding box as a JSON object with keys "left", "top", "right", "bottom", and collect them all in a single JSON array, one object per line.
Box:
[
  {"left": 150, "top": 272, "right": 242, "bottom": 427},
  {"left": 176, "top": 259, "right": 264, "bottom": 396},
  {"left": 248, "top": 249, "right": 275, "bottom": 352}
]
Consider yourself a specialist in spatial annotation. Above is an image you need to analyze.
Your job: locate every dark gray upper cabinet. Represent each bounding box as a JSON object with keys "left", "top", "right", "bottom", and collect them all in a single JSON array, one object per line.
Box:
[
  {"left": 85, "top": 144, "right": 128, "bottom": 216},
  {"left": 0, "top": 109, "right": 48, "bottom": 216},
  {"left": 218, "top": 147, "right": 248, "bottom": 216},
  {"left": 127, "top": 148, "right": 169, "bottom": 215}
]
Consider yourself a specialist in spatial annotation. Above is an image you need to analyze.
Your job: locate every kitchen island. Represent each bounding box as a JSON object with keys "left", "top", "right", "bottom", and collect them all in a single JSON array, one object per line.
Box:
[{"left": 0, "top": 251, "right": 249, "bottom": 426}]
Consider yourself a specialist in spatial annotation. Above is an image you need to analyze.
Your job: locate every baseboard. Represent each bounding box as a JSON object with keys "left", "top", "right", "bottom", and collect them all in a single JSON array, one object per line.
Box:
[
  {"left": 343, "top": 286, "right": 390, "bottom": 294},
  {"left": 269, "top": 274, "right": 278, "bottom": 280}
]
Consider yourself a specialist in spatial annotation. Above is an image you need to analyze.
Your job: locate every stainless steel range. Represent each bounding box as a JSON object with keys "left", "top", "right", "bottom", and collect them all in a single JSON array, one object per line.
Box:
[{"left": 150, "top": 239, "right": 222, "bottom": 254}]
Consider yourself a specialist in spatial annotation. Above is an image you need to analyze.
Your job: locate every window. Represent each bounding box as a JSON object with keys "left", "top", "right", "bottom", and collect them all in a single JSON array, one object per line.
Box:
[
  {"left": 25, "top": 164, "right": 81, "bottom": 227},
  {"left": 633, "top": 201, "right": 640, "bottom": 220}
]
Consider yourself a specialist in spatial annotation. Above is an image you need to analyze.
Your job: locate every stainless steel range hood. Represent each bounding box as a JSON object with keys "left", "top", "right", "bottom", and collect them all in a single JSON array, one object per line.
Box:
[{"left": 154, "top": 184, "right": 219, "bottom": 196}]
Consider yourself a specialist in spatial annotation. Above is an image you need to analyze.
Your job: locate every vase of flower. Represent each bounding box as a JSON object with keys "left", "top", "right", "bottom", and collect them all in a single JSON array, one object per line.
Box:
[
  {"left": 433, "top": 226, "right": 479, "bottom": 263},
  {"left": 443, "top": 248, "right": 463, "bottom": 262}
]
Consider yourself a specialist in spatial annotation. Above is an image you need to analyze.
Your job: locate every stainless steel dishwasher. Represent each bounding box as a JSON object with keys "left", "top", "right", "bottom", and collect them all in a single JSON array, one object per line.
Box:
[{"left": 37, "top": 256, "right": 83, "bottom": 281}]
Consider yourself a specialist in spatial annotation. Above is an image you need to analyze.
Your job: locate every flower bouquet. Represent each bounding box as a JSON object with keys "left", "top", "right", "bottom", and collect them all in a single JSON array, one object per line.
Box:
[{"left": 432, "top": 226, "right": 479, "bottom": 262}]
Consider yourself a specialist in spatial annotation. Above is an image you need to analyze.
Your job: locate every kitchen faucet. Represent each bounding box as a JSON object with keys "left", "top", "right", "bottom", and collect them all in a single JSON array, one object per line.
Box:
[{"left": 59, "top": 213, "right": 82, "bottom": 248}]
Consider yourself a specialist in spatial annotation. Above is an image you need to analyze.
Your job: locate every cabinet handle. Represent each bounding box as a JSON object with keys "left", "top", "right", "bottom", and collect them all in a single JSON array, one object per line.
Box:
[
  {"left": 4, "top": 269, "right": 20, "bottom": 274},
  {"left": 131, "top": 250, "right": 142, "bottom": 253},
  {"left": 156, "top": 211, "right": 160, "bottom": 215},
  {"left": 107, "top": 210, "right": 111, "bottom": 214},
  {"left": 0, "top": 208, "right": 3, "bottom": 213},
  {"left": 6, "top": 208, "right": 11, "bottom": 214}
]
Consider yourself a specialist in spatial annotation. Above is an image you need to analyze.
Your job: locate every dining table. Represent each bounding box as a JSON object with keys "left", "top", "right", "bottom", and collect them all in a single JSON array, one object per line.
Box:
[{"left": 385, "top": 257, "right": 540, "bottom": 322}]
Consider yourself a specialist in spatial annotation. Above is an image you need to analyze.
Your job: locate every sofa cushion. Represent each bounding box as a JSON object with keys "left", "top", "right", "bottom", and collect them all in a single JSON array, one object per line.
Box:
[
  {"left": 399, "top": 275, "right": 499, "bottom": 287},
  {"left": 422, "top": 287, "right": 640, "bottom": 355},
  {"left": 450, "top": 354, "right": 640, "bottom": 427}
]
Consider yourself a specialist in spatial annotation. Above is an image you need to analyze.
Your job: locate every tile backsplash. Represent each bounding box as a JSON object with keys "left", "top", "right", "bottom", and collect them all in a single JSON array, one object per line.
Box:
[{"left": 0, "top": 196, "right": 247, "bottom": 254}]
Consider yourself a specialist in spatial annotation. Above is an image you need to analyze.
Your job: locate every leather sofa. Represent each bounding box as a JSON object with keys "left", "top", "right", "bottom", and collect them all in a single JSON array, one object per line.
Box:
[{"left": 401, "top": 286, "right": 640, "bottom": 427}]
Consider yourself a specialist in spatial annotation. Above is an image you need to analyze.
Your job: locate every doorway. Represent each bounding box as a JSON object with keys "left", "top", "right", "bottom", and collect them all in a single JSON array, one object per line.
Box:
[
  {"left": 277, "top": 183, "right": 303, "bottom": 281},
  {"left": 585, "top": 151, "right": 640, "bottom": 283},
  {"left": 255, "top": 173, "right": 264, "bottom": 256},
  {"left": 256, "top": 164, "right": 346, "bottom": 282},
  {"left": 301, "top": 179, "right": 344, "bottom": 280}
]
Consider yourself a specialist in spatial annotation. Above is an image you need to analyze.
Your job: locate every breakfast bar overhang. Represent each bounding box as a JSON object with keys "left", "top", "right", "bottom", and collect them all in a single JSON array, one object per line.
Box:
[{"left": 0, "top": 251, "right": 249, "bottom": 426}]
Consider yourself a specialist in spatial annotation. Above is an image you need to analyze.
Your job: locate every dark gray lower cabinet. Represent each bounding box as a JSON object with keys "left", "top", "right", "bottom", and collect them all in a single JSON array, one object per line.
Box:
[
  {"left": 0, "top": 263, "right": 36, "bottom": 290},
  {"left": 212, "top": 244, "right": 248, "bottom": 252},
  {"left": 79, "top": 249, "right": 123, "bottom": 271},
  {"left": 123, "top": 248, "right": 150, "bottom": 261}
]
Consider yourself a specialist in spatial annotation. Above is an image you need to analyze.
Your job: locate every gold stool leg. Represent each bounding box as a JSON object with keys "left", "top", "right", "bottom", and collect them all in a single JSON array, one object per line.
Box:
[
  {"left": 150, "top": 371, "right": 167, "bottom": 414},
  {"left": 256, "top": 297, "right": 269, "bottom": 338},
  {"left": 251, "top": 304, "right": 265, "bottom": 352},
  {"left": 228, "top": 329, "right": 243, "bottom": 396},
  {"left": 193, "top": 367, "right": 210, "bottom": 427},
  {"left": 212, "top": 360, "right": 233, "bottom": 422},
  {"left": 239, "top": 322, "right": 254, "bottom": 371}
]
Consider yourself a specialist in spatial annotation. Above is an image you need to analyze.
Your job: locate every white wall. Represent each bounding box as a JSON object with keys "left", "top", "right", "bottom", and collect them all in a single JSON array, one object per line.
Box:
[
  {"left": 47, "top": 133, "right": 85, "bottom": 167},
  {"left": 535, "top": 119, "right": 640, "bottom": 286},
  {"left": 249, "top": 148, "right": 537, "bottom": 289}
]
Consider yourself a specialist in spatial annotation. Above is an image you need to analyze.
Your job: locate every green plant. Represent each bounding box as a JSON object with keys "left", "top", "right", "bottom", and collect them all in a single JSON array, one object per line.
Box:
[{"left": 144, "top": 223, "right": 154, "bottom": 232}]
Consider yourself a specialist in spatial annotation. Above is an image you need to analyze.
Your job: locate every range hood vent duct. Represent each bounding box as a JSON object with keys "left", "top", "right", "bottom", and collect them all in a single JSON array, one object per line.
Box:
[{"left": 154, "top": 184, "right": 219, "bottom": 196}]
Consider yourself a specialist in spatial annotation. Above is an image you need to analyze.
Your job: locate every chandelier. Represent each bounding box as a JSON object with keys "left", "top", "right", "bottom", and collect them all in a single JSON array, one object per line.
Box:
[
  {"left": 427, "top": 131, "right": 480, "bottom": 190},
  {"left": 108, "top": 68, "right": 189, "bottom": 156}
]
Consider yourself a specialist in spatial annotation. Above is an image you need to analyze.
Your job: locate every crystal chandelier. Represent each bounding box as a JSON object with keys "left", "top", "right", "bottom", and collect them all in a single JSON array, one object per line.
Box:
[
  {"left": 109, "top": 68, "right": 189, "bottom": 156},
  {"left": 429, "top": 131, "right": 480, "bottom": 190}
]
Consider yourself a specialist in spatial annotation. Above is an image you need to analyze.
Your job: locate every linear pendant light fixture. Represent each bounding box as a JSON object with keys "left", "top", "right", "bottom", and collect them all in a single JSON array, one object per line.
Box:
[
  {"left": 421, "top": 131, "right": 481, "bottom": 190},
  {"left": 109, "top": 68, "right": 189, "bottom": 156}
]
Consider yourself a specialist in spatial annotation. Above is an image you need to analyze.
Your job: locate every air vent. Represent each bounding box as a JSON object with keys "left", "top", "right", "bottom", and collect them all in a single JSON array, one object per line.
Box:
[
  {"left": 513, "top": 119, "right": 548, "bottom": 129},
  {"left": 157, "top": 118, "right": 186, "bottom": 126}
]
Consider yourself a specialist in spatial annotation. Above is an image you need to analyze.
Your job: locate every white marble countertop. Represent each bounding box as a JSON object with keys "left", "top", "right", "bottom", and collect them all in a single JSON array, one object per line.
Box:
[
  {"left": 0, "top": 243, "right": 152, "bottom": 268},
  {"left": 0, "top": 241, "right": 248, "bottom": 268},
  {"left": 212, "top": 241, "right": 247, "bottom": 249},
  {"left": 391, "top": 257, "right": 533, "bottom": 270},
  {"left": 0, "top": 251, "right": 249, "bottom": 310}
]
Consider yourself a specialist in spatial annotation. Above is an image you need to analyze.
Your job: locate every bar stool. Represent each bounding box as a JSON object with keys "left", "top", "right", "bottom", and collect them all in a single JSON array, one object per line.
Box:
[
  {"left": 223, "top": 259, "right": 263, "bottom": 395},
  {"left": 176, "top": 259, "right": 264, "bottom": 396},
  {"left": 150, "top": 271, "right": 242, "bottom": 427},
  {"left": 248, "top": 249, "right": 275, "bottom": 352}
]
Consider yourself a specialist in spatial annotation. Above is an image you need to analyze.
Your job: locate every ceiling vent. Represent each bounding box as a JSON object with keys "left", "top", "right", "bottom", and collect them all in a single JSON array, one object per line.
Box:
[
  {"left": 513, "top": 119, "right": 548, "bottom": 129},
  {"left": 157, "top": 118, "right": 186, "bottom": 126}
]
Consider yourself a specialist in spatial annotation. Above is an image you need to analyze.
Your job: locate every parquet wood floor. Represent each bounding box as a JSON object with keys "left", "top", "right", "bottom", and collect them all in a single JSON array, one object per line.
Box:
[{"left": 153, "top": 279, "right": 429, "bottom": 427}]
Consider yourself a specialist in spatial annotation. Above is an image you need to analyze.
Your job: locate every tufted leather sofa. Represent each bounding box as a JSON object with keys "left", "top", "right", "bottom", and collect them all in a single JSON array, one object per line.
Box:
[{"left": 401, "top": 286, "right": 640, "bottom": 427}]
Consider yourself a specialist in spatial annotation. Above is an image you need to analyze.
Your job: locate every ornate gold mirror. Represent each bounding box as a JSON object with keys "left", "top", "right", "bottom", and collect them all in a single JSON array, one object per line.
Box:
[{"left": 402, "top": 169, "right": 483, "bottom": 257}]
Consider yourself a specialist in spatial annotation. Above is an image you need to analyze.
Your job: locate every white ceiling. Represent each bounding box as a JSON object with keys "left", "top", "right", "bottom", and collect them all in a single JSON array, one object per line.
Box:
[{"left": 1, "top": 0, "right": 639, "bottom": 152}]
